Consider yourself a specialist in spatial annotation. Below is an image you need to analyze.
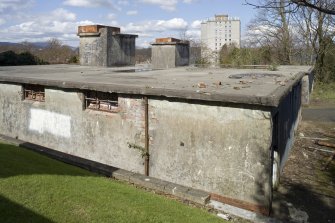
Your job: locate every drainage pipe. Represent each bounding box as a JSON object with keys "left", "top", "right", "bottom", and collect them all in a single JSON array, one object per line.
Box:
[{"left": 144, "top": 96, "right": 149, "bottom": 176}]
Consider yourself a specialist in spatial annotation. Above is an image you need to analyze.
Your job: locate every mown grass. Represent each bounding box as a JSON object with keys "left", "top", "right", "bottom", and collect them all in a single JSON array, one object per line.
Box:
[
  {"left": 312, "top": 82, "right": 335, "bottom": 100},
  {"left": 0, "top": 141, "right": 225, "bottom": 223}
]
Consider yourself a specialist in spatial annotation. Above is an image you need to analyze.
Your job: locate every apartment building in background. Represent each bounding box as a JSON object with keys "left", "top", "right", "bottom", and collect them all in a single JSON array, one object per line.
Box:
[{"left": 201, "top": 14, "right": 241, "bottom": 63}]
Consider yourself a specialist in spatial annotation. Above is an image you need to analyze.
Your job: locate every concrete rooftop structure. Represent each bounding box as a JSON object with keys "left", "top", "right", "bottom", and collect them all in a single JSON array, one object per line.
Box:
[
  {"left": 0, "top": 64, "right": 313, "bottom": 215},
  {"left": 0, "top": 65, "right": 311, "bottom": 107},
  {"left": 77, "top": 25, "right": 138, "bottom": 67}
]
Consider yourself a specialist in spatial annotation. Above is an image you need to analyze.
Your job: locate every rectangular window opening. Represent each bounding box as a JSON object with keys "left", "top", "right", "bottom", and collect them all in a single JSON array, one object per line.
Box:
[
  {"left": 85, "top": 91, "right": 119, "bottom": 113},
  {"left": 23, "top": 84, "right": 45, "bottom": 102}
]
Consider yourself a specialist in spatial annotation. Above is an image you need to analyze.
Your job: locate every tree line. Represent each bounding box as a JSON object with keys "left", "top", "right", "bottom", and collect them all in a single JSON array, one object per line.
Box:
[
  {"left": 0, "top": 38, "right": 78, "bottom": 66},
  {"left": 201, "top": 0, "right": 335, "bottom": 82}
]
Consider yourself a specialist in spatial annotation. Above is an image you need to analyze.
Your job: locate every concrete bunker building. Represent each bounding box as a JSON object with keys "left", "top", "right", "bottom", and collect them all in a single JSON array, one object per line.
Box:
[
  {"left": 78, "top": 25, "right": 138, "bottom": 67},
  {"left": 151, "top": 38, "right": 190, "bottom": 69},
  {"left": 0, "top": 25, "right": 313, "bottom": 216}
]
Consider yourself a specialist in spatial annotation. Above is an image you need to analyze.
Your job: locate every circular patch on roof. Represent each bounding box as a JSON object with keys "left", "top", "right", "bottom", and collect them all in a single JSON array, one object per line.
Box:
[{"left": 229, "top": 73, "right": 283, "bottom": 79}]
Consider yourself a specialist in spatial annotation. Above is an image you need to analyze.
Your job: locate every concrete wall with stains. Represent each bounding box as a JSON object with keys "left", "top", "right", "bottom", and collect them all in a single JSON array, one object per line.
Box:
[
  {"left": 151, "top": 45, "right": 176, "bottom": 69},
  {"left": 0, "top": 83, "right": 146, "bottom": 173},
  {"left": 175, "top": 44, "right": 190, "bottom": 67},
  {"left": 148, "top": 99, "right": 273, "bottom": 209},
  {"left": 151, "top": 44, "right": 189, "bottom": 69},
  {"left": 79, "top": 29, "right": 107, "bottom": 66},
  {"left": 107, "top": 34, "right": 136, "bottom": 66},
  {"left": 79, "top": 28, "right": 137, "bottom": 67},
  {"left": 0, "top": 82, "right": 273, "bottom": 210}
]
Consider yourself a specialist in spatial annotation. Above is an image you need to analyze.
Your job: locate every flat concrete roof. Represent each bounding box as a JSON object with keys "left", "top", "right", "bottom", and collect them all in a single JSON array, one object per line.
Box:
[{"left": 0, "top": 65, "right": 312, "bottom": 107}]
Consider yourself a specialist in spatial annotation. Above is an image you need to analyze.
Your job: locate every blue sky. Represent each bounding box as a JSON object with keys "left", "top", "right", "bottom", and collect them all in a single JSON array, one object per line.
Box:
[{"left": 0, "top": 0, "right": 257, "bottom": 47}]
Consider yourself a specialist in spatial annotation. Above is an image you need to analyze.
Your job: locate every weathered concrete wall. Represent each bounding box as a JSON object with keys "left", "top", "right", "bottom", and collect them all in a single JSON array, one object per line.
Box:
[
  {"left": 175, "top": 44, "right": 190, "bottom": 66},
  {"left": 0, "top": 83, "right": 145, "bottom": 173},
  {"left": 79, "top": 31, "right": 107, "bottom": 66},
  {"left": 151, "top": 45, "right": 176, "bottom": 69},
  {"left": 275, "top": 82, "right": 302, "bottom": 171},
  {"left": 108, "top": 34, "right": 136, "bottom": 66},
  {"left": 79, "top": 28, "right": 136, "bottom": 67},
  {"left": 0, "top": 82, "right": 275, "bottom": 211},
  {"left": 149, "top": 100, "right": 273, "bottom": 209}
]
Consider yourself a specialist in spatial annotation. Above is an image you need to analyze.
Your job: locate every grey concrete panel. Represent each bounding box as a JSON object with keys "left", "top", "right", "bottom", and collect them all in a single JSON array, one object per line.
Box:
[
  {"left": 151, "top": 45, "right": 176, "bottom": 69},
  {"left": 79, "top": 30, "right": 107, "bottom": 66},
  {"left": 108, "top": 34, "right": 136, "bottom": 66},
  {"left": 148, "top": 99, "right": 273, "bottom": 209},
  {"left": 175, "top": 44, "right": 190, "bottom": 66}
]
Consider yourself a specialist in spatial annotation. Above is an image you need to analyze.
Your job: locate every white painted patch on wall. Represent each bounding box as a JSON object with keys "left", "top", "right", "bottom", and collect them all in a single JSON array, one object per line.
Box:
[{"left": 29, "top": 109, "right": 71, "bottom": 138}]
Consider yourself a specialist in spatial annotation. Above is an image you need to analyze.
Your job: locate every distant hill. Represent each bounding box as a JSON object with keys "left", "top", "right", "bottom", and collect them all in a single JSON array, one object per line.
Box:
[
  {"left": 0, "top": 42, "right": 77, "bottom": 50},
  {"left": 0, "top": 42, "right": 21, "bottom": 47}
]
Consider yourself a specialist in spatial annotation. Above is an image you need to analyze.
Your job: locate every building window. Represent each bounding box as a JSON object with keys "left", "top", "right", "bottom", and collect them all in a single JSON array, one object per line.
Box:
[
  {"left": 85, "top": 91, "right": 119, "bottom": 113},
  {"left": 23, "top": 84, "right": 45, "bottom": 102}
]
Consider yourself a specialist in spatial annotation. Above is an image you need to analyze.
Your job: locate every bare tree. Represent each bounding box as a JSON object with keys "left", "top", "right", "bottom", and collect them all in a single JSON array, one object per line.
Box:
[
  {"left": 245, "top": 0, "right": 294, "bottom": 64},
  {"left": 37, "top": 38, "right": 76, "bottom": 64},
  {"left": 290, "top": 0, "right": 335, "bottom": 80},
  {"left": 245, "top": 0, "right": 335, "bottom": 15}
]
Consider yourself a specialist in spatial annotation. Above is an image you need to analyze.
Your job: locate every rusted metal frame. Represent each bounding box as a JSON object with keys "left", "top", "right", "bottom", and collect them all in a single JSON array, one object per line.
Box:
[
  {"left": 85, "top": 96, "right": 118, "bottom": 113},
  {"left": 144, "top": 96, "right": 149, "bottom": 176},
  {"left": 210, "top": 193, "right": 270, "bottom": 216},
  {"left": 24, "top": 89, "right": 45, "bottom": 102}
]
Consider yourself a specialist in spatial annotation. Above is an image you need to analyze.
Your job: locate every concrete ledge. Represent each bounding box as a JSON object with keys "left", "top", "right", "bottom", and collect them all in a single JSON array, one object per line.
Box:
[{"left": 0, "top": 135, "right": 210, "bottom": 206}]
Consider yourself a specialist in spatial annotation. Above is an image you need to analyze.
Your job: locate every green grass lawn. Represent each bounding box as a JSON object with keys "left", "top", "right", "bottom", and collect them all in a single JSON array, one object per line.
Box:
[
  {"left": 312, "top": 82, "right": 335, "bottom": 100},
  {"left": 0, "top": 141, "right": 225, "bottom": 223}
]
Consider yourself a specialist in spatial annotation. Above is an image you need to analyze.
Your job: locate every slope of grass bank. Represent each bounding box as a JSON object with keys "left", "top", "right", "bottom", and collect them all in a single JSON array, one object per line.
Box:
[
  {"left": 0, "top": 141, "right": 225, "bottom": 223},
  {"left": 312, "top": 82, "right": 335, "bottom": 100}
]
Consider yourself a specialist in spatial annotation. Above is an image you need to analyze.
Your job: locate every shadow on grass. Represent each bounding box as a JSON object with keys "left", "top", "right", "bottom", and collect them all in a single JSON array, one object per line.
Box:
[
  {"left": 0, "top": 141, "right": 118, "bottom": 178},
  {"left": 273, "top": 180, "right": 335, "bottom": 223},
  {"left": 0, "top": 195, "right": 54, "bottom": 223}
]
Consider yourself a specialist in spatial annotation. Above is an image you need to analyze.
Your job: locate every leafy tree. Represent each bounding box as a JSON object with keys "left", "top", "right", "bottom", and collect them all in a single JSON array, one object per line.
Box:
[{"left": 0, "top": 51, "right": 48, "bottom": 66}]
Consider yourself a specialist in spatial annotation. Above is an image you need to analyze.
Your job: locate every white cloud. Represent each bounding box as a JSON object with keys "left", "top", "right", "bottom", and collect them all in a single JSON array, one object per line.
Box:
[
  {"left": 139, "top": 0, "right": 178, "bottom": 11},
  {"left": 0, "top": 0, "right": 34, "bottom": 12},
  {"left": 138, "top": 40, "right": 151, "bottom": 48},
  {"left": 0, "top": 18, "right": 5, "bottom": 25},
  {"left": 191, "top": 20, "right": 201, "bottom": 29},
  {"left": 107, "top": 13, "right": 116, "bottom": 20},
  {"left": 0, "top": 8, "right": 94, "bottom": 45},
  {"left": 63, "top": 0, "right": 116, "bottom": 8},
  {"left": 126, "top": 10, "right": 138, "bottom": 15},
  {"left": 123, "top": 18, "right": 188, "bottom": 34},
  {"left": 185, "top": 29, "right": 200, "bottom": 39},
  {"left": 138, "top": 0, "right": 195, "bottom": 11},
  {"left": 117, "top": 0, "right": 129, "bottom": 5},
  {"left": 52, "top": 8, "right": 76, "bottom": 21},
  {"left": 109, "top": 21, "right": 119, "bottom": 26}
]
